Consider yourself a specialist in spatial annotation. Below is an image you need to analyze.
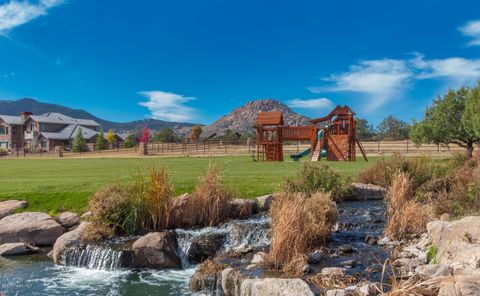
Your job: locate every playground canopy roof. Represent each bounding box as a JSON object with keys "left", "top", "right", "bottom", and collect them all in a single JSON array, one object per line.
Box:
[
  {"left": 255, "top": 111, "right": 284, "bottom": 126},
  {"left": 311, "top": 105, "right": 355, "bottom": 124}
]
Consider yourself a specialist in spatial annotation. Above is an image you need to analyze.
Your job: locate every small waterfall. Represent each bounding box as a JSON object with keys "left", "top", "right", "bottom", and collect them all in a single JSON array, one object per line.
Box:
[
  {"left": 61, "top": 245, "right": 122, "bottom": 271},
  {"left": 60, "top": 215, "right": 270, "bottom": 271},
  {"left": 175, "top": 214, "right": 271, "bottom": 267}
]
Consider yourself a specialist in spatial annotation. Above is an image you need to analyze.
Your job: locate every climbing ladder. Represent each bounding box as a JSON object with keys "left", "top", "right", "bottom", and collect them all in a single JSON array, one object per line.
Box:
[
  {"left": 311, "top": 131, "right": 326, "bottom": 161},
  {"left": 356, "top": 140, "right": 368, "bottom": 162}
]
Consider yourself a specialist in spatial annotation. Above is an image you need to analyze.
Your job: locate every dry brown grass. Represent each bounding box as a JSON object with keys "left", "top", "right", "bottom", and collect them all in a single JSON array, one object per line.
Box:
[
  {"left": 265, "top": 191, "right": 338, "bottom": 276},
  {"left": 81, "top": 222, "right": 114, "bottom": 243},
  {"left": 190, "top": 165, "right": 235, "bottom": 227},
  {"left": 307, "top": 273, "right": 357, "bottom": 291},
  {"left": 386, "top": 200, "right": 432, "bottom": 240},
  {"left": 379, "top": 259, "right": 441, "bottom": 296},
  {"left": 385, "top": 172, "right": 432, "bottom": 240}
]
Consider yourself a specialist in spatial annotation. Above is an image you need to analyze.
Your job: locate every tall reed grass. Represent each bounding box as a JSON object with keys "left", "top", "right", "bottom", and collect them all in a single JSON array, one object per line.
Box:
[
  {"left": 385, "top": 172, "right": 431, "bottom": 240},
  {"left": 265, "top": 191, "right": 338, "bottom": 276}
]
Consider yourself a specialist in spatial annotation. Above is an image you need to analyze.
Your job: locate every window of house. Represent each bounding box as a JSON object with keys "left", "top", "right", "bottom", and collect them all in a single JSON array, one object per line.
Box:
[
  {"left": 40, "top": 123, "right": 47, "bottom": 132},
  {"left": 0, "top": 141, "right": 8, "bottom": 149},
  {"left": 0, "top": 126, "right": 5, "bottom": 135},
  {"left": 12, "top": 126, "right": 17, "bottom": 135}
]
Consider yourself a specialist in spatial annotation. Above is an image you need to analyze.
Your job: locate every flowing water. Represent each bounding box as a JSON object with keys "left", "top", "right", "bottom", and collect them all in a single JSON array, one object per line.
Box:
[{"left": 0, "top": 201, "right": 386, "bottom": 296}]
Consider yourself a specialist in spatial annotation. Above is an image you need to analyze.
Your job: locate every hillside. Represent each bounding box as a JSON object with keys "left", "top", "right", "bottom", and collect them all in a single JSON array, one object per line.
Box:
[
  {"left": 0, "top": 98, "right": 196, "bottom": 132},
  {"left": 199, "top": 99, "right": 311, "bottom": 135}
]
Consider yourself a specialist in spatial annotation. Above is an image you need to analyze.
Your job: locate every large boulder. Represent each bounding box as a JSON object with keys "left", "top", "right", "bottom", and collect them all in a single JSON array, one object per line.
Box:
[
  {"left": 427, "top": 217, "right": 480, "bottom": 272},
  {"left": 439, "top": 275, "right": 480, "bottom": 296},
  {"left": 350, "top": 183, "right": 387, "bottom": 200},
  {"left": 52, "top": 222, "right": 89, "bottom": 264},
  {"left": 169, "top": 193, "right": 195, "bottom": 228},
  {"left": 222, "top": 268, "right": 244, "bottom": 296},
  {"left": 255, "top": 194, "right": 273, "bottom": 212},
  {"left": 189, "top": 260, "right": 225, "bottom": 294},
  {"left": 0, "top": 242, "right": 39, "bottom": 256},
  {"left": 0, "top": 212, "right": 63, "bottom": 246},
  {"left": 229, "top": 199, "right": 255, "bottom": 219},
  {"left": 241, "top": 278, "right": 315, "bottom": 296},
  {"left": 131, "top": 232, "right": 182, "bottom": 269},
  {"left": 188, "top": 233, "right": 225, "bottom": 264},
  {"left": 415, "top": 264, "right": 451, "bottom": 280},
  {"left": 0, "top": 200, "right": 27, "bottom": 219},
  {"left": 54, "top": 212, "right": 80, "bottom": 229}
]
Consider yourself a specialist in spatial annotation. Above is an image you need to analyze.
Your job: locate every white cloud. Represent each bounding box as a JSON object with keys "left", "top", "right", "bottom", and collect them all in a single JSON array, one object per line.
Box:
[
  {"left": 309, "top": 53, "right": 480, "bottom": 113},
  {"left": 310, "top": 59, "right": 413, "bottom": 112},
  {"left": 287, "top": 98, "right": 334, "bottom": 110},
  {"left": 412, "top": 53, "right": 480, "bottom": 86},
  {"left": 459, "top": 20, "right": 480, "bottom": 46},
  {"left": 0, "top": 0, "right": 64, "bottom": 34},
  {"left": 138, "top": 91, "right": 197, "bottom": 122}
]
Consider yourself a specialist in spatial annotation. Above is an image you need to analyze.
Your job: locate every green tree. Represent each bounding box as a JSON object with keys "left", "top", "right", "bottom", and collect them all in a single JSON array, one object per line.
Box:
[
  {"left": 377, "top": 115, "right": 410, "bottom": 140},
  {"left": 356, "top": 118, "right": 376, "bottom": 141},
  {"left": 96, "top": 130, "right": 107, "bottom": 151},
  {"left": 411, "top": 86, "right": 480, "bottom": 158},
  {"left": 124, "top": 134, "right": 137, "bottom": 148},
  {"left": 464, "top": 81, "right": 480, "bottom": 138},
  {"left": 72, "top": 128, "right": 88, "bottom": 152},
  {"left": 106, "top": 129, "right": 116, "bottom": 147},
  {"left": 153, "top": 128, "right": 178, "bottom": 142},
  {"left": 190, "top": 125, "right": 203, "bottom": 141}
]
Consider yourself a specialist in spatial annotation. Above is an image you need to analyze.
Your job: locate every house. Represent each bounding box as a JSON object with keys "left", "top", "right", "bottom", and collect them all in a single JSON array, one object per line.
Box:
[
  {"left": 0, "top": 111, "right": 123, "bottom": 152},
  {"left": 24, "top": 112, "right": 101, "bottom": 151},
  {"left": 0, "top": 112, "right": 29, "bottom": 151}
]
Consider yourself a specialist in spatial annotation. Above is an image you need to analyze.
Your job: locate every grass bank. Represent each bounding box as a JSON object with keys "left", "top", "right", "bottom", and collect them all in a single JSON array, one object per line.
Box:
[{"left": 0, "top": 156, "right": 377, "bottom": 213}]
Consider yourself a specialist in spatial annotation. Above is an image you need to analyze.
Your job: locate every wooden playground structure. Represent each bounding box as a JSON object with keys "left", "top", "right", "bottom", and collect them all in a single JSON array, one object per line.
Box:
[{"left": 255, "top": 105, "right": 368, "bottom": 162}]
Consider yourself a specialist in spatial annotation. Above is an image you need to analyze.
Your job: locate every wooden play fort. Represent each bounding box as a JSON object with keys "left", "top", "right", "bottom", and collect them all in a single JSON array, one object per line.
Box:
[{"left": 255, "top": 105, "right": 368, "bottom": 162}]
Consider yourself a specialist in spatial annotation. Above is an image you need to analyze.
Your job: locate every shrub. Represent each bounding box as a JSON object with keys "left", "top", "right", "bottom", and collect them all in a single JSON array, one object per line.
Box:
[
  {"left": 385, "top": 172, "right": 432, "bottom": 240},
  {"left": 284, "top": 162, "right": 352, "bottom": 200},
  {"left": 81, "top": 222, "right": 114, "bottom": 243},
  {"left": 190, "top": 165, "right": 235, "bottom": 227},
  {"left": 88, "top": 183, "right": 137, "bottom": 234},
  {"left": 265, "top": 191, "right": 338, "bottom": 276}
]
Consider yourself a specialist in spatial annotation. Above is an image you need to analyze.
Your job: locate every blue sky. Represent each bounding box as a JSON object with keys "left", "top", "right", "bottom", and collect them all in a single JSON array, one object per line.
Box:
[{"left": 1, "top": 0, "right": 480, "bottom": 125}]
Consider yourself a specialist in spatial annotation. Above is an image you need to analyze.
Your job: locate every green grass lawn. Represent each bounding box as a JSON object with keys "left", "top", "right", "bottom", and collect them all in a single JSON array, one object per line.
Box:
[{"left": 0, "top": 156, "right": 379, "bottom": 213}]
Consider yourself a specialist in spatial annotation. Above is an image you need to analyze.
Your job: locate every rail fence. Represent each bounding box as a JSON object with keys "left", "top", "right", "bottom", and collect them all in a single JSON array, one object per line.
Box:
[{"left": 0, "top": 140, "right": 471, "bottom": 159}]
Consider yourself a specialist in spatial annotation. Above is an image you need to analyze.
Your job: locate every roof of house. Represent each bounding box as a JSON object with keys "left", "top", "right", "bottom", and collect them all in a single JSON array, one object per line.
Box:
[
  {"left": 255, "top": 111, "right": 284, "bottom": 126},
  {"left": 117, "top": 133, "right": 130, "bottom": 141},
  {"left": 41, "top": 125, "right": 99, "bottom": 140},
  {"left": 0, "top": 115, "right": 23, "bottom": 125},
  {"left": 30, "top": 112, "right": 100, "bottom": 127}
]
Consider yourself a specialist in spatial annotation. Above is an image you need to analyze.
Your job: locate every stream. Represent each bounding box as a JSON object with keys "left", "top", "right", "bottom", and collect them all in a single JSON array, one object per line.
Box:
[{"left": 0, "top": 200, "right": 387, "bottom": 296}]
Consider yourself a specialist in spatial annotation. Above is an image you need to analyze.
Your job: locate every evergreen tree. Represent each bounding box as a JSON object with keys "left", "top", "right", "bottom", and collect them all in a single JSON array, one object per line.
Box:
[
  {"left": 72, "top": 128, "right": 88, "bottom": 152},
  {"left": 96, "top": 130, "right": 107, "bottom": 151},
  {"left": 124, "top": 134, "right": 137, "bottom": 148}
]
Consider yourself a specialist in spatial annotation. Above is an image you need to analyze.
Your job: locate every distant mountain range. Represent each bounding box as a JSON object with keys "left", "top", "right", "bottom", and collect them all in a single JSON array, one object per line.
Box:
[
  {"left": 0, "top": 98, "right": 196, "bottom": 132},
  {"left": 0, "top": 98, "right": 311, "bottom": 135}
]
